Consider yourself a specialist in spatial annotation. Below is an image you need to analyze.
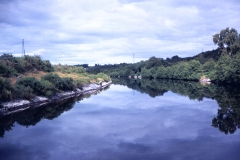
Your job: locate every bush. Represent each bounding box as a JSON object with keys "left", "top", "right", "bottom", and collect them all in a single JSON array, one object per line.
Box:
[
  {"left": 54, "top": 65, "right": 86, "bottom": 74},
  {"left": 62, "top": 77, "right": 75, "bottom": 90},
  {"left": 42, "top": 73, "right": 74, "bottom": 91},
  {"left": 75, "top": 80, "right": 83, "bottom": 89},
  {"left": 39, "top": 80, "right": 56, "bottom": 97},
  {"left": 15, "top": 77, "right": 44, "bottom": 95},
  {"left": 0, "top": 63, "right": 17, "bottom": 77},
  {"left": 0, "top": 78, "right": 13, "bottom": 101},
  {"left": 97, "top": 73, "right": 111, "bottom": 82},
  {"left": 14, "top": 85, "right": 35, "bottom": 100}
]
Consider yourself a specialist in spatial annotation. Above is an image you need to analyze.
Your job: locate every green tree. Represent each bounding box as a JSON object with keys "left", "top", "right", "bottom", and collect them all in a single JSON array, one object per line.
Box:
[
  {"left": 213, "top": 27, "right": 240, "bottom": 55},
  {"left": 216, "top": 54, "right": 232, "bottom": 82}
]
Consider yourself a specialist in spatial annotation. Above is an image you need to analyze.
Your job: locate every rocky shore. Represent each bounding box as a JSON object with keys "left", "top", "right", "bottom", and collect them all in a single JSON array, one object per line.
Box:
[{"left": 0, "top": 81, "right": 112, "bottom": 116}]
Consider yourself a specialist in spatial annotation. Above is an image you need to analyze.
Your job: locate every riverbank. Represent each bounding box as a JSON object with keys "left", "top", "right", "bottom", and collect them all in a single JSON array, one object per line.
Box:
[{"left": 0, "top": 81, "right": 112, "bottom": 116}]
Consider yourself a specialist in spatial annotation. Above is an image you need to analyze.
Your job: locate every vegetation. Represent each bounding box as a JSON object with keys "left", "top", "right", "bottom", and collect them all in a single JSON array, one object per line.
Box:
[
  {"left": 213, "top": 27, "right": 240, "bottom": 55},
  {"left": 0, "top": 54, "right": 54, "bottom": 77},
  {"left": 88, "top": 27, "right": 240, "bottom": 84},
  {"left": 0, "top": 54, "right": 110, "bottom": 102}
]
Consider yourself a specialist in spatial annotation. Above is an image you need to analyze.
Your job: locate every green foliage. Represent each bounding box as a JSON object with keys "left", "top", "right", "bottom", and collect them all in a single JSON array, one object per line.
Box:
[
  {"left": 2, "top": 73, "right": 86, "bottom": 101},
  {"left": 146, "top": 56, "right": 162, "bottom": 69},
  {"left": 150, "top": 60, "right": 203, "bottom": 81},
  {"left": 54, "top": 64, "right": 86, "bottom": 74},
  {"left": 15, "top": 77, "right": 44, "bottom": 95},
  {"left": 87, "top": 51, "right": 220, "bottom": 81},
  {"left": 141, "top": 67, "right": 150, "bottom": 78},
  {"left": 75, "top": 80, "right": 83, "bottom": 89},
  {"left": 0, "top": 78, "right": 13, "bottom": 101},
  {"left": 24, "top": 55, "right": 54, "bottom": 72},
  {"left": 14, "top": 85, "right": 35, "bottom": 100},
  {"left": 41, "top": 73, "right": 75, "bottom": 91},
  {"left": 39, "top": 80, "right": 56, "bottom": 97},
  {"left": 215, "top": 53, "right": 240, "bottom": 83},
  {"left": 62, "top": 77, "right": 75, "bottom": 90},
  {"left": 213, "top": 27, "right": 240, "bottom": 55},
  {"left": 0, "top": 54, "right": 110, "bottom": 102},
  {"left": 0, "top": 63, "right": 17, "bottom": 77},
  {"left": 202, "top": 59, "right": 216, "bottom": 72},
  {"left": 0, "top": 54, "right": 54, "bottom": 78},
  {"left": 230, "top": 53, "right": 240, "bottom": 82},
  {"left": 96, "top": 73, "right": 111, "bottom": 82}
]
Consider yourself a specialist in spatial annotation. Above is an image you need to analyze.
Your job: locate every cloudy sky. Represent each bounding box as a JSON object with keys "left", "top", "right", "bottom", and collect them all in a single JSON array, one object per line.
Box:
[{"left": 0, "top": 0, "right": 240, "bottom": 65}]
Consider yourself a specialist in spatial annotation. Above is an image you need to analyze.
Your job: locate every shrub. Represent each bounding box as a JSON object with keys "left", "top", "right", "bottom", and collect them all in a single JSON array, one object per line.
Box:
[
  {"left": 97, "top": 73, "right": 111, "bottom": 82},
  {"left": 45, "top": 90, "right": 53, "bottom": 97},
  {"left": 39, "top": 80, "right": 56, "bottom": 97},
  {"left": 15, "top": 77, "right": 44, "bottom": 95},
  {"left": 75, "top": 80, "right": 83, "bottom": 89},
  {"left": 0, "top": 78, "right": 13, "bottom": 101},
  {"left": 62, "top": 77, "right": 75, "bottom": 90},
  {"left": 0, "top": 63, "right": 17, "bottom": 77},
  {"left": 14, "top": 85, "right": 35, "bottom": 100},
  {"left": 42, "top": 73, "right": 74, "bottom": 91}
]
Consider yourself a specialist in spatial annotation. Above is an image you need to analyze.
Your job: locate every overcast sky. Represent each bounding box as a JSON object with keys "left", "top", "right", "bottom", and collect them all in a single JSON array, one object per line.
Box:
[{"left": 0, "top": 0, "right": 240, "bottom": 65}]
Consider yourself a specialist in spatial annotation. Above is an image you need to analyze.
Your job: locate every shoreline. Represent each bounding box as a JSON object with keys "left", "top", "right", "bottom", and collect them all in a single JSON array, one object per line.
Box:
[{"left": 0, "top": 81, "right": 112, "bottom": 116}]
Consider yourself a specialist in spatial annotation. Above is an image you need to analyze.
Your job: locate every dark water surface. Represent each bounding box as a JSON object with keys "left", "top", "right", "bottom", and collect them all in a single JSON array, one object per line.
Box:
[{"left": 1, "top": 79, "right": 240, "bottom": 160}]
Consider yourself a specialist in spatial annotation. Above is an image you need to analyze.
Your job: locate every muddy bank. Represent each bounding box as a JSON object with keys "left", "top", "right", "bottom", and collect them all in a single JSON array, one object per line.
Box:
[{"left": 0, "top": 81, "right": 112, "bottom": 116}]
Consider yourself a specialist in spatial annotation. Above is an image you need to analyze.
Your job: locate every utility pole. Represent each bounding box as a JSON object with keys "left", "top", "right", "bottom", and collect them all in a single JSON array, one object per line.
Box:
[{"left": 22, "top": 39, "right": 25, "bottom": 56}]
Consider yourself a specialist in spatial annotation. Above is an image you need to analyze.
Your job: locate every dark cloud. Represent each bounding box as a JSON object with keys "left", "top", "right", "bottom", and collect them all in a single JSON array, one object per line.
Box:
[{"left": 0, "top": 0, "right": 54, "bottom": 27}]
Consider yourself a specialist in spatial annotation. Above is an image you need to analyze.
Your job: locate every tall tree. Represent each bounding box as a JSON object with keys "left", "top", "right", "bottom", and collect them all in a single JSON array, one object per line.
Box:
[{"left": 213, "top": 27, "right": 240, "bottom": 55}]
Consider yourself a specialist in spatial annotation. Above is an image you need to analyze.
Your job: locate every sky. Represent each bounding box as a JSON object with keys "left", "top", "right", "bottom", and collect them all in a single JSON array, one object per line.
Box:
[{"left": 0, "top": 0, "right": 240, "bottom": 65}]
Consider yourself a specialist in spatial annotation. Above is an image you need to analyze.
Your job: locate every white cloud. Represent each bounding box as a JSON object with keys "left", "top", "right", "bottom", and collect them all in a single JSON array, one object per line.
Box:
[{"left": 0, "top": 0, "right": 239, "bottom": 65}]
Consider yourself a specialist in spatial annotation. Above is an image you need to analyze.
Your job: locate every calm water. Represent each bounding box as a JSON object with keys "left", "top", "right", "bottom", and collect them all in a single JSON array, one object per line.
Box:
[{"left": 1, "top": 79, "right": 240, "bottom": 160}]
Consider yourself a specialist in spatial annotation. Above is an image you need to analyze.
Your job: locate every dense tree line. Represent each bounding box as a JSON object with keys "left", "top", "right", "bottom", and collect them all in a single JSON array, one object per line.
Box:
[
  {"left": 88, "top": 28, "right": 240, "bottom": 84},
  {"left": 87, "top": 50, "right": 221, "bottom": 80}
]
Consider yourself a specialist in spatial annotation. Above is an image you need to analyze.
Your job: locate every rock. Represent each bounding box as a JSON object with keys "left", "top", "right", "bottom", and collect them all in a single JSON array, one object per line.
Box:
[{"left": 1, "top": 100, "right": 30, "bottom": 108}]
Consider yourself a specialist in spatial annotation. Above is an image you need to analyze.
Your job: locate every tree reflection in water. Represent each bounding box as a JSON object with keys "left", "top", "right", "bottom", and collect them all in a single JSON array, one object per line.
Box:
[
  {"left": 1, "top": 78, "right": 240, "bottom": 136},
  {"left": 0, "top": 87, "right": 110, "bottom": 137},
  {"left": 112, "top": 78, "right": 240, "bottom": 134}
]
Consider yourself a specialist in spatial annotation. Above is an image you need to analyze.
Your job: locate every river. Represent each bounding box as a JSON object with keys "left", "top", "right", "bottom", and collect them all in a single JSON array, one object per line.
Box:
[{"left": 1, "top": 79, "right": 240, "bottom": 160}]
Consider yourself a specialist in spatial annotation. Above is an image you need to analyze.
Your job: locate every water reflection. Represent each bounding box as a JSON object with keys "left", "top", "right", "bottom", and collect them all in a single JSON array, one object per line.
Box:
[
  {"left": 112, "top": 78, "right": 240, "bottom": 134},
  {"left": 1, "top": 79, "right": 240, "bottom": 138},
  {"left": 0, "top": 87, "right": 109, "bottom": 137},
  {"left": 1, "top": 80, "right": 240, "bottom": 159}
]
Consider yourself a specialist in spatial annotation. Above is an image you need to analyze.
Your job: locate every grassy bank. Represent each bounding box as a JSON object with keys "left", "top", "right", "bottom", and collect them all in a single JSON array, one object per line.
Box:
[{"left": 0, "top": 54, "right": 111, "bottom": 102}]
